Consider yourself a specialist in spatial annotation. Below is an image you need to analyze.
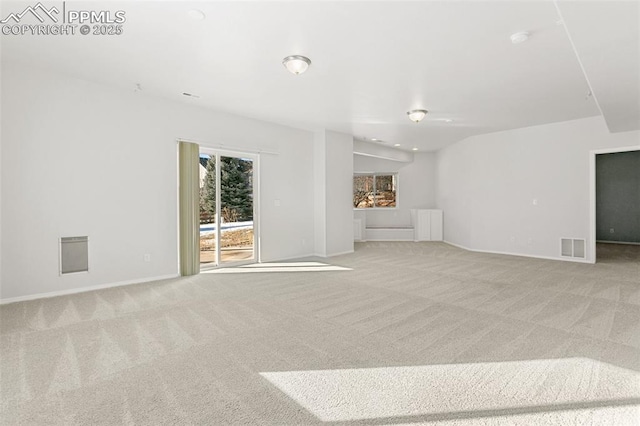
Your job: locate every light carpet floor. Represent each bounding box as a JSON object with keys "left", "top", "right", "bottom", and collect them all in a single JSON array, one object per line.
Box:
[{"left": 1, "top": 242, "right": 639, "bottom": 425}]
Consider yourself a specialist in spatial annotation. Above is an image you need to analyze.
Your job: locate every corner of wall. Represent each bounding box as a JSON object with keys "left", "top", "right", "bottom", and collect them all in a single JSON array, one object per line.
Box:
[
  {"left": 313, "top": 130, "right": 354, "bottom": 257},
  {"left": 0, "top": 68, "right": 3, "bottom": 297},
  {"left": 313, "top": 131, "right": 327, "bottom": 256},
  {"left": 435, "top": 116, "right": 640, "bottom": 263}
]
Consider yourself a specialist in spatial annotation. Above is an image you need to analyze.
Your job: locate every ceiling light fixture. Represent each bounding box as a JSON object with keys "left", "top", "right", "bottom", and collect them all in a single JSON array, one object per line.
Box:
[
  {"left": 282, "top": 55, "right": 311, "bottom": 75},
  {"left": 394, "top": 144, "right": 401, "bottom": 147},
  {"left": 187, "top": 9, "right": 206, "bottom": 20},
  {"left": 510, "top": 31, "right": 529, "bottom": 44},
  {"left": 407, "top": 109, "right": 428, "bottom": 123},
  {"left": 412, "top": 147, "right": 419, "bottom": 151}
]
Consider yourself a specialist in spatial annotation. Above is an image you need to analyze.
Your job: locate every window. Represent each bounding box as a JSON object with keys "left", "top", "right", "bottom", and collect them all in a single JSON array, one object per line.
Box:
[{"left": 353, "top": 173, "right": 397, "bottom": 208}]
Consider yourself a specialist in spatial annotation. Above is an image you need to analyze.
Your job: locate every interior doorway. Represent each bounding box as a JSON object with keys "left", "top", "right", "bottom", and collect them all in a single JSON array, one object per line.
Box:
[
  {"left": 199, "top": 149, "right": 257, "bottom": 269},
  {"left": 590, "top": 146, "right": 640, "bottom": 263}
]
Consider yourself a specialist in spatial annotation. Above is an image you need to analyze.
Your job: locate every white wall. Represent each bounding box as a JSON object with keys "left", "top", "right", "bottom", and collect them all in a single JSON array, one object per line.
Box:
[
  {"left": 354, "top": 152, "right": 437, "bottom": 228},
  {"left": 437, "top": 116, "right": 640, "bottom": 262},
  {"left": 325, "top": 131, "right": 354, "bottom": 256},
  {"left": 0, "top": 65, "right": 2, "bottom": 295},
  {"left": 1, "top": 63, "right": 315, "bottom": 301},
  {"left": 313, "top": 132, "right": 327, "bottom": 256},
  {"left": 313, "top": 130, "right": 354, "bottom": 256}
]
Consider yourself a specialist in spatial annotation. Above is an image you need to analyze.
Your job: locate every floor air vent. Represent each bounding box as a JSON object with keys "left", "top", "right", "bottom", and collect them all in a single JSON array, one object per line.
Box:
[
  {"left": 561, "top": 238, "right": 586, "bottom": 259},
  {"left": 60, "top": 236, "right": 89, "bottom": 274}
]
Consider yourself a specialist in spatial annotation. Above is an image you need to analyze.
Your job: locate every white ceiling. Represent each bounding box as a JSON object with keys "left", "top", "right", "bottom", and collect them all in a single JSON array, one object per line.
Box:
[
  {"left": 557, "top": 0, "right": 640, "bottom": 133},
  {"left": 2, "top": 1, "right": 637, "bottom": 151}
]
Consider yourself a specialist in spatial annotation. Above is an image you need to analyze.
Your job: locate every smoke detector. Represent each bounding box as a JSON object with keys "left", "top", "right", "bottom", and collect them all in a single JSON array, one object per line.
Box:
[{"left": 511, "top": 32, "right": 530, "bottom": 44}]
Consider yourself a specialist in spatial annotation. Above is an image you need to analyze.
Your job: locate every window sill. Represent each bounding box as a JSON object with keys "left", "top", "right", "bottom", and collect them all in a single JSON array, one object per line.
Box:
[{"left": 354, "top": 207, "right": 398, "bottom": 211}]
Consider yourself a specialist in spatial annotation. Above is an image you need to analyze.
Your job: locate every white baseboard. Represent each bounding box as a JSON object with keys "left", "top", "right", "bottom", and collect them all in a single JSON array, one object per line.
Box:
[
  {"left": 0, "top": 274, "right": 180, "bottom": 305},
  {"left": 307, "top": 250, "right": 356, "bottom": 258},
  {"left": 596, "top": 240, "right": 640, "bottom": 246},
  {"left": 365, "top": 238, "right": 415, "bottom": 242},
  {"left": 443, "top": 241, "right": 594, "bottom": 264},
  {"left": 327, "top": 249, "right": 355, "bottom": 257}
]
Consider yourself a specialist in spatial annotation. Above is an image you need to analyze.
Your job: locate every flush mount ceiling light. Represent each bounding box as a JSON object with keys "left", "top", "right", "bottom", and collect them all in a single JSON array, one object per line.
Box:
[
  {"left": 407, "top": 109, "right": 428, "bottom": 123},
  {"left": 394, "top": 143, "right": 401, "bottom": 147},
  {"left": 187, "top": 9, "right": 206, "bottom": 20},
  {"left": 282, "top": 55, "right": 311, "bottom": 75},
  {"left": 412, "top": 147, "right": 419, "bottom": 151},
  {"left": 510, "top": 31, "right": 529, "bottom": 44}
]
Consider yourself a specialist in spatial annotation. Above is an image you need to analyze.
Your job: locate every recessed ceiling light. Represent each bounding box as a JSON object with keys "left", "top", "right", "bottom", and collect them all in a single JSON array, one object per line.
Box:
[
  {"left": 412, "top": 147, "right": 419, "bottom": 151},
  {"left": 407, "top": 109, "right": 428, "bottom": 123},
  {"left": 371, "top": 138, "right": 378, "bottom": 141},
  {"left": 394, "top": 144, "right": 401, "bottom": 147},
  {"left": 510, "top": 31, "right": 529, "bottom": 44},
  {"left": 187, "top": 9, "right": 206, "bottom": 20},
  {"left": 282, "top": 55, "right": 311, "bottom": 75}
]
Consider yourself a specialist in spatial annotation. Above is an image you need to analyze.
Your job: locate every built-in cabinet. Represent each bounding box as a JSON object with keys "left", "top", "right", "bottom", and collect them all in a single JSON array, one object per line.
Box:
[
  {"left": 354, "top": 209, "right": 443, "bottom": 242},
  {"left": 411, "top": 209, "right": 443, "bottom": 241},
  {"left": 354, "top": 218, "right": 364, "bottom": 241}
]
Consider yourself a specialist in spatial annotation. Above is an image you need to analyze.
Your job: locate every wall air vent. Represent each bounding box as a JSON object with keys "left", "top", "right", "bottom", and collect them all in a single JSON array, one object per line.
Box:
[
  {"left": 560, "top": 238, "right": 586, "bottom": 259},
  {"left": 60, "top": 236, "right": 89, "bottom": 274}
]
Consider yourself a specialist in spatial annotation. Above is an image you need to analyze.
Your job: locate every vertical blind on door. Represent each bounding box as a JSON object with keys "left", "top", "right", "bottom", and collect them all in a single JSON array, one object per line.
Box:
[{"left": 178, "top": 141, "right": 200, "bottom": 276}]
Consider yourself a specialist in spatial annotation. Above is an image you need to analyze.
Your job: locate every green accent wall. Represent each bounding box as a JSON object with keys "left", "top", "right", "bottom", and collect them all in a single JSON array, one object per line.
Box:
[{"left": 596, "top": 150, "right": 640, "bottom": 243}]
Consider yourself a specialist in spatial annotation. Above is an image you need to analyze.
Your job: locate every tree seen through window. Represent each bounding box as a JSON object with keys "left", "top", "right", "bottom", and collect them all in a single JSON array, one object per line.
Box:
[{"left": 353, "top": 174, "right": 396, "bottom": 208}]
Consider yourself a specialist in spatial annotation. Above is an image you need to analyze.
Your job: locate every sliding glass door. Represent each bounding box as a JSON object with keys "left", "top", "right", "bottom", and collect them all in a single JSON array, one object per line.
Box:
[
  {"left": 199, "top": 154, "right": 218, "bottom": 266},
  {"left": 199, "top": 150, "right": 257, "bottom": 268},
  {"left": 219, "top": 155, "right": 255, "bottom": 263}
]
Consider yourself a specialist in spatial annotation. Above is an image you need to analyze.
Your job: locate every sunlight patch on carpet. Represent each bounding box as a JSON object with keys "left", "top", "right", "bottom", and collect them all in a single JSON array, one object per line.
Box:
[
  {"left": 202, "top": 262, "right": 351, "bottom": 274},
  {"left": 260, "top": 359, "right": 640, "bottom": 423}
]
